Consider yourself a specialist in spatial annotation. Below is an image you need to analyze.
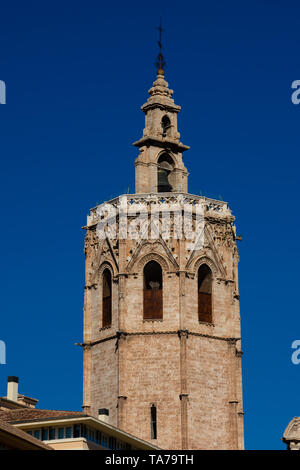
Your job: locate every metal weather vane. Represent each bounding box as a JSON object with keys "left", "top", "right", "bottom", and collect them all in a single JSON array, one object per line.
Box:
[{"left": 155, "top": 18, "right": 166, "bottom": 72}]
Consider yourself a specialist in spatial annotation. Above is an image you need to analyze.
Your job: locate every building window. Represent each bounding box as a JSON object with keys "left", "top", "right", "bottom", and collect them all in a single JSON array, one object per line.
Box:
[
  {"left": 33, "top": 429, "right": 41, "bottom": 440},
  {"left": 143, "top": 261, "right": 163, "bottom": 320},
  {"left": 58, "top": 428, "right": 64, "bottom": 439},
  {"left": 198, "top": 264, "right": 213, "bottom": 323},
  {"left": 42, "top": 428, "right": 49, "bottom": 440},
  {"left": 102, "top": 268, "right": 112, "bottom": 328},
  {"left": 150, "top": 404, "right": 157, "bottom": 439},
  {"left": 73, "top": 424, "right": 81, "bottom": 438},
  {"left": 65, "top": 427, "right": 72, "bottom": 438},
  {"left": 49, "top": 427, "right": 56, "bottom": 440},
  {"left": 101, "top": 433, "right": 109, "bottom": 448}
]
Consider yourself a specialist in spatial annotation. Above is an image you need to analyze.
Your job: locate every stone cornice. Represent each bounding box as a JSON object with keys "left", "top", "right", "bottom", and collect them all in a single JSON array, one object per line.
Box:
[
  {"left": 132, "top": 136, "right": 189, "bottom": 152},
  {"left": 141, "top": 102, "right": 181, "bottom": 114},
  {"left": 86, "top": 192, "right": 233, "bottom": 229},
  {"left": 79, "top": 330, "right": 241, "bottom": 348}
]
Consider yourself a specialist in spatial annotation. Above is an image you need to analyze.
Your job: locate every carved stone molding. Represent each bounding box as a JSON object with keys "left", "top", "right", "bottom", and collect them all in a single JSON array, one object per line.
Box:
[
  {"left": 178, "top": 329, "right": 189, "bottom": 339},
  {"left": 192, "top": 255, "right": 219, "bottom": 278},
  {"left": 283, "top": 417, "right": 300, "bottom": 449},
  {"left": 198, "top": 320, "right": 215, "bottom": 327},
  {"left": 135, "top": 252, "right": 170, "bottom": 272},
  {"left": 127, "top": 237, "right": 178, "bottom": 273},
  {"left": 97, "top": 261, "right": 117, "bottom": 281},
  {"left": 156, "top": 148, "right": 179, "bottom": 166},
  {"left": 185, "top": 271, "right": 195, "bottom": 279},
  {"left": 179, "top": 393, "right": 189, "bottom": 400},
  {"left": 99, "top": 325, "right": 112, "bottom": 333},
  {"left": 84, "top": 283, "right": 97, "bottom": 290},
  {"left": 87, "top": 193, "right": 233, "bottom": 228}
]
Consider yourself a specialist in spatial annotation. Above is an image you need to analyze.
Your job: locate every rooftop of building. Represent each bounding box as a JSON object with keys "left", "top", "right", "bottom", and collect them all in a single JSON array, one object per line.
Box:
[
  {"left": 0, "top": 409, "right": 160, "bottom": 450},
  {"left": 0, "top": 418, "right": 52, "bottom": 450},
  {"left": 0, "top": 377, "right": 160, "bottom": 450},
  {"left": 0, "top": 408, "right": 86, "bottom": 424}
]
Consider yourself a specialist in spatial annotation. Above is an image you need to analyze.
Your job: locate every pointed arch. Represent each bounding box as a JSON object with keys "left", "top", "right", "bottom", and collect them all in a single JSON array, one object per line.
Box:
[
  {"left": 135, "top": 251, "right": 170, "bottom": 273},
  {"left": 192, "top": 256, "right": 219, "bottom": 278},
  {"left": 143, "top": 260, "right": 163, "bottom": 320},
  {"left": 156, "top": 149, "right": 178, "bottom": 167},
  {"left": 198, "top": 264, "right": 213, "bottom": 323},
  {"left": 90, "top": 242, "right": 118, "bottom": 285}
]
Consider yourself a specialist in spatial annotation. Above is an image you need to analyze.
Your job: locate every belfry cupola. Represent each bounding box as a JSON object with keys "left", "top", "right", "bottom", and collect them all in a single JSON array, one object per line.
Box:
[{"left": 133, "top": 67, "right": 189, "bottom": 194}]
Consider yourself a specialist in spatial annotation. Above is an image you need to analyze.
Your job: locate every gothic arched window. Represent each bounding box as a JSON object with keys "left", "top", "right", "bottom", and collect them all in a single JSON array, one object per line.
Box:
[
  {"left": 157, "top": 154, "right": 174, "bottom": 193},
  {"left": 102, "top": 269, "right": 112, "bottom": 327},
  {"left": 198, "top": 264, "right": 212, "bottom": 323},
  {"left": 143, "top": 261, "right": 163, "bottom": 320}
]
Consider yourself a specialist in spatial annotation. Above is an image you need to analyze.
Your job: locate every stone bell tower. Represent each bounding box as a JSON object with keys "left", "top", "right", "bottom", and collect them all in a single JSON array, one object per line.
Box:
[
  {"left": 133, "top": 67, "right": 189, "bottom": 194},
  {"left": 82, "top": 64, "right": 244, "bottom": 450}
]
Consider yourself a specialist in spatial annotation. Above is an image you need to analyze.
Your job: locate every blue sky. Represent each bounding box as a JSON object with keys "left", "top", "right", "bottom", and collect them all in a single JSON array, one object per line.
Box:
[{"left": 0, "top": 0, "right": 300, "bottom": 450}]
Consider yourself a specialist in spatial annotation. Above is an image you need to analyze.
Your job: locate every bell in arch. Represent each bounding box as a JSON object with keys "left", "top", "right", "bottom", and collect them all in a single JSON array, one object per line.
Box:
[
  {"left": 158, "top": 167, "right": 172, "bottom": 192},
  {"left": 157, "top": 158, "right": 173, "bottom": 193}
]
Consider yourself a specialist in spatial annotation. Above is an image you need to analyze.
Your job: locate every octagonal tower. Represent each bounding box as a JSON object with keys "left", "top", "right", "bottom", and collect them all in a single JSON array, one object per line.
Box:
[{"left": 82, "top": 67, "right": 244, "bottom": 450}]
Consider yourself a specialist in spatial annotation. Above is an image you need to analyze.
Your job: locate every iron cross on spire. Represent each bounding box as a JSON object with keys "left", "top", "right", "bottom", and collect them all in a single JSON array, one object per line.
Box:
[{"left": 155, "top": 18, "right": 166, "bottom": 72}]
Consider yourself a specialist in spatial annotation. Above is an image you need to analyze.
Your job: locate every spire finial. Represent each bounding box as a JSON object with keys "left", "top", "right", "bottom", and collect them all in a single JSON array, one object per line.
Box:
[{"left": 155, "top": 18, "right": 166, "bottom": 75}]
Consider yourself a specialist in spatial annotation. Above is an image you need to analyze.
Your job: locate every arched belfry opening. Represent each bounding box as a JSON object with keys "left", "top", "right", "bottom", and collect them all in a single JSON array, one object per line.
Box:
[
  {"left": 161, "top": 115, "right": 171, "bottom": 136},
  {"left": 102, "top": 268, "right": 112, "bottom": 327},
  {"left": 157, "top": 154, "right": 174, "bottom": 193},
  {"left": 143, "top": 261, "right": 163, "bottom": 319},
  {"left": 198, "top": 264, "right": 212, "bottom": 323}
]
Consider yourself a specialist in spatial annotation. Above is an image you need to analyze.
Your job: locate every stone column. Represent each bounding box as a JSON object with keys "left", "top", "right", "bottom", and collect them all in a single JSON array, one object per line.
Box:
[
  {"left": 82, "top": 344, "right": 91, "bottom": 414},
  {"left": 178, "top": 233, "right": 189, "bottom": 450},
  {"left": 236, "top": 347, "right": 244, "bottom": 449},
  {"left": 179, "top": 329, "right": 189, "bottom": 449},
  {"left": 117, "top": 331, "right": 127, "bottom": 430},
  {"left": 228, "top": 340, "right": 239, "bottom": 450},
  {"left": 117, "top": 237, "right": 127, "bottom": 429},
  {"left": 82, "top": 277, "right": 93, "bottom": 414}
]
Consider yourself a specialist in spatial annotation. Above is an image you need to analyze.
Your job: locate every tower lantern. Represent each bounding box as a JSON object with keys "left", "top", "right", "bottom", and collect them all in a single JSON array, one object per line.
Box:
[{"left": 133, "top": 67, "right": 189, "bottom": 194}]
